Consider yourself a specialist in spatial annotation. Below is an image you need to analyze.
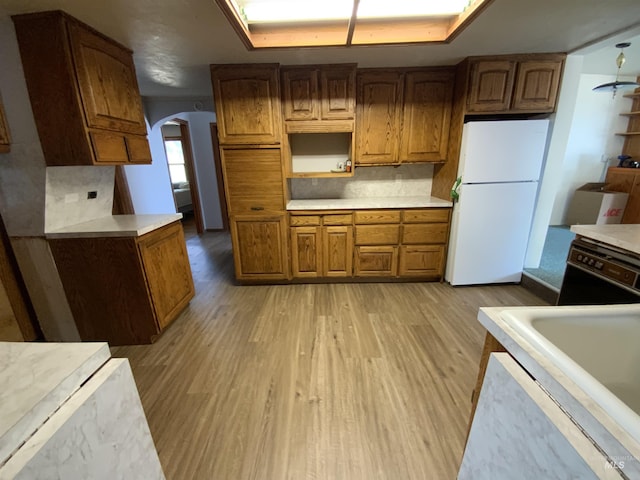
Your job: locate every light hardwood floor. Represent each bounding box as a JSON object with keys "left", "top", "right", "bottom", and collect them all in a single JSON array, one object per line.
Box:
[{"left": 112, "top": 220, "right": 547, "bottom": 479}]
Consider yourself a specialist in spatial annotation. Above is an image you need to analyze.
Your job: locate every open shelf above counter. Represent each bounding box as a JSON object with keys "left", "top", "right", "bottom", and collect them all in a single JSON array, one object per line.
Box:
[{"left": 284, "top": 130, "right": 354, "bottom": 178}]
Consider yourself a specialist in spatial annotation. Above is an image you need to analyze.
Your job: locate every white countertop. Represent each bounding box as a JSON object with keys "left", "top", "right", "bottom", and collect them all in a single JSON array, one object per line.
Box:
[
  {"left": 0, "top": 342, "right": 110, "bottom": 465},
  {"left": 287, "top": 196, "right": 452, "bottom": 211},
  {"left": 571, "top": 224, "right": 640, "bottom": 255},
  {"left": 478, "top": 305, "right": 640, "bottom": 477},
  {"left": 45, "top": 214, "right": 183, "bottom": 239}
]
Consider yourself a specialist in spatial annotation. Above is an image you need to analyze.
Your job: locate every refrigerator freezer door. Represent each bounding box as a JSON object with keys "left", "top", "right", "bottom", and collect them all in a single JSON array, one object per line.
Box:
[
  {"left": 459, "top": 119, "right": 549, "bottom": 184},
  {"left": 446, "top": 182, "right": 538, "bottom": 285}
]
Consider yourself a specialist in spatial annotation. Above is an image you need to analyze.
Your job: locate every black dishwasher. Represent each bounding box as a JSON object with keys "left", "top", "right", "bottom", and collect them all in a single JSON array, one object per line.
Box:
[{"left": 557, "top": 237, "right": 640, "bottom": 305}]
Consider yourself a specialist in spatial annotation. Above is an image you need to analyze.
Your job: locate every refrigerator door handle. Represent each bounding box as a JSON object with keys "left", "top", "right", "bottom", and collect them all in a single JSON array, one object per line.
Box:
[{"left": 451, "top": 176, "right": 462, "bottom": 203}]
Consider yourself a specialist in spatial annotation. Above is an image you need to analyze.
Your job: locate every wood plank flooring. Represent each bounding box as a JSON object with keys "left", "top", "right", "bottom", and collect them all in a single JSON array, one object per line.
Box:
[{"left": 112, "top": 221, "right": 547, "bottom": 479}]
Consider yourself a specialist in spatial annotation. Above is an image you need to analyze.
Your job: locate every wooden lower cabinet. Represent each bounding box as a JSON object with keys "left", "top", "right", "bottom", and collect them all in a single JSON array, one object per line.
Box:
[
  {"left": 290, "top": 224, "right": 353, "bottom": 278},
  {"left": 355, "top": 246, "right": 398, "bottom": 277},
  {"left": 49, "top": 221, "right": 194, "bottom": 345},
  {"left": 399, "top": 245, "right": 445, "bottom": 277},
  {"left": 291, "top": 226, "right": 321, "bottom": 277},
  {"left": 231, "top": 215, "right": 289, "bottom": 280},
  {"left": 323, "top": 226, "right": 353, "bottom": 277}
]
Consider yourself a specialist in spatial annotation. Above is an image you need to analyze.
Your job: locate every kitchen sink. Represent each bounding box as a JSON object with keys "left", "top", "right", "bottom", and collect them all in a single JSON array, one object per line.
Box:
[{"left": 500, "top": 304, "right": 640, "bottom": 444}]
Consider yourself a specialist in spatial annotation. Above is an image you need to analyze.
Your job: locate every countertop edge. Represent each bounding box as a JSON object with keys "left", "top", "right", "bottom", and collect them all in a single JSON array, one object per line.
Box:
[
  {"left": 286, "top": 196, "right": 453, "bottom": 211},
  {"left": 45, "top": 214, "right": 183, "bottom": 239},
  {"left": 477, "top": 306, "right": 640, "bottom": 474}
]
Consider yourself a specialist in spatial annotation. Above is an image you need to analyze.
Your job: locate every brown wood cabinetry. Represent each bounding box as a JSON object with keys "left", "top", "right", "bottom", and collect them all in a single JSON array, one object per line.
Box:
[
  {"left": 49, "top": 221, "right": 194, "bottom": 345},
  {"left": 355, "top": 246, "right": 398, "bottom": 277},
  {"left": 12, "top": 11, "right": 150, "bottom": 166},
  {"left": 605, "top": 167, "right": 640, "bottom": 223},
  {"left": 231, "top": 215, "right": 289, "bottom": 280},
  {"left": 356, "top": 71, "right": 404, "bottom": 165},
  {"left": 356, "top": 68, "right": 454, "bottom": 165},
  {"left": 220, "top": 147, "right": 286, "bottom": 215},
  {"left": 467, "top": 56, "right": 564, "bottom": 114},
  {"left": 400, "top": 70, "right": 454, "bottom": 162},
  {"left": 281, "top": 65, "right": 356, "bottom": 122},
  {"left": 619, "top": 88, "right": 640, "bottom": 159},
  {"left": 290, "top": 212, "right": 353, "bottom": 278},
  {"left": 211, "top": 64, "right": 282, "bottom": 145}
]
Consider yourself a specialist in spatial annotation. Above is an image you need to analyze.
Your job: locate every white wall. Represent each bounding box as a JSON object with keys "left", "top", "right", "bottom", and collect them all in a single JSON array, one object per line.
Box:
[
  {"left": 548, "top": 73, "right": 631, "bottom": 225},
  {"left": 124, "top": 119, "right": 176, "bottom": 214},
  {"left": 524, "top": 55, "right": 584, "bottom": 268},
  {"left": 126, "top": 103, "right": 224, "bottom": 230},
  {"left": 178, "top": 111, "right": 223, "bottom": 230}
]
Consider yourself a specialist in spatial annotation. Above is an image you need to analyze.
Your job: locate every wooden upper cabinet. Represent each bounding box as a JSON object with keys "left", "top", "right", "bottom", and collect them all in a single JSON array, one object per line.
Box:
[
  {"left": 356, "top": 70, "right": 404, "bottom": 165},
  {"left": 281, "top": 64, "right": 356, "bottom": 123},
  {"left": 12, "top": 11, "right": 150, "bottom": 166},
  {"left": 282, "top": 68, "right": 319, "bottom": 121},
  {"left": 211, "top": 64, "right": 282, "bottom": 145},
  {"left": 512, "top": 60, "right": 563, "bottom": 112},
  {"left": 467, "top": 55, "right": 564, "bottom": 114},
  {"left": 68, "top": 23, "right": 147, "bottom": 135},
  {"left": 467, "top": 60, "right": 516, "bottom": 113},
  {"left": 400, "top": 70, "right": 454, "bottom": 162}
]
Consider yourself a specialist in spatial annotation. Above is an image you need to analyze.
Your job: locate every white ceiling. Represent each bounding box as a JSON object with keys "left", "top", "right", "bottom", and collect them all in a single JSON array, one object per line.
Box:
[{"left": 1, "top": 0, "right": 640, "bottom": 97}]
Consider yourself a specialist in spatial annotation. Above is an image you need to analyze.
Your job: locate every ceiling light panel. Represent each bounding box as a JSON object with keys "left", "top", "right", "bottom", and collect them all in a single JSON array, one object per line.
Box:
[
  {"left": 357, "top": 0, "right": 470, "bottom": 19},
  {"left": 237, "top": 0, "right": 352, "bottom": 24}
]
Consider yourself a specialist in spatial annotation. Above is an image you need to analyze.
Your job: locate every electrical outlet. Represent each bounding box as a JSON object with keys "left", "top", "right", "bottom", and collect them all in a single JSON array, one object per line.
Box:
[{"left": 87, "top": 191, "right": 98, "bottom": 199}]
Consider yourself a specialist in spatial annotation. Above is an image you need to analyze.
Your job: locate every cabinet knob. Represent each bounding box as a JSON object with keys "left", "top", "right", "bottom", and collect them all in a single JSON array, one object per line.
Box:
[{"left": 251, "top": 206, "right": 264, "bottom": 211}]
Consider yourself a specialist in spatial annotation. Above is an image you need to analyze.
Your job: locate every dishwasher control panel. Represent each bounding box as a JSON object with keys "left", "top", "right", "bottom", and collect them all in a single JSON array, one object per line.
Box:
[{"left": 568, "top": 246, "right": 638, "bottom": 289}]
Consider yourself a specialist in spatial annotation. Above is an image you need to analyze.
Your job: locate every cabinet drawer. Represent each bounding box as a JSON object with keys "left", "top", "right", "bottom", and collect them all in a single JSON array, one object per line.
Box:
[
  {"left": 354, "top": 210, "right": 401, "bottom": 224},
  {"left": 403, "top": 209, "right": 450, "bottom": 223},
  {"left": 354, "top": 246, "right": 398, "bottom": 277},
  {"left": 323, "top": 213, "right": 353, "bottom": 225},
  {"left": 402, "top": 224, "right": 448, "bottom": 244},
  {"left": 290, "top": 215, "right": 321, "bottom": 226},
  {"left": 229, "top": 196, "right": 285, "bottom": 214},
  {"left": 399, "top": 245, "right": 444, "bottom": 277},
  {"left": 90, "top": 131, "right": 128, "bottom": 163},
  {"left": 125, "top": 135, "right": 152, "bottom": 163},
  {"left": 355, "top": 225, "right": 400, "bottom": 245}
]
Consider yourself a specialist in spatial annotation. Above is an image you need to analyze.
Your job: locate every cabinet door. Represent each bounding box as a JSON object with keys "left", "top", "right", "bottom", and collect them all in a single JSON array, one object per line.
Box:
[
  {"left": 398, "top": 245, "right": 444, "bottom": 277},
  {"left": 354, "top": 246, "right": 398, "bottom": 277},
  {"left": 231, "top": 215, "right": 289, "bottom": 280},
  {"left": 356, "top": 71, "right": 403, "bottom": 165},
  {"left": 467, "top": 60, "right": 516, "bottom": 113},
  {"left": 212, "top": 65, "right": 282, "bottom": 144},
  {"left": 512, "top": 60, "right": 563, "bottom": 112},
  {"left": 400, "top": 70, "right": 454, "bottom": 162},
  {"left": 291, "top": 226, "right": 322, "bottom": 278},
  {"left": 138, "top": 222, "right": 195, "bottom": 331},
  {"left": 320, "top": 65, "right": 356, "bottom": 120},
  {"left": 323, "top": 226, "right": 353, "bottom": 277},
  {"left": 68, "top": 22, "right": 147, "bottom": 136},
  {"left": 282, "top": 68, "right": 319, "bottom": 121},
  {"left": 221, "top": 147, "right": 285, "bottom": 215}
]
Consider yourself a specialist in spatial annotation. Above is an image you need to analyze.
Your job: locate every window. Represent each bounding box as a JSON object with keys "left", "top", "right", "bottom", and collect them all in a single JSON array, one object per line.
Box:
[
  {"left": 216, "top": 0, "right": 491, "bottom": 49},
  {"left": 164, "top": 139, "right": 188, "bottom": 185}
]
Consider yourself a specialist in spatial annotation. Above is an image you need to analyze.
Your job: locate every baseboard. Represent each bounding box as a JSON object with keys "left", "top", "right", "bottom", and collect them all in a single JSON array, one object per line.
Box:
[{"left": 521, "top": 271, "right": 559, "bottom": 305}]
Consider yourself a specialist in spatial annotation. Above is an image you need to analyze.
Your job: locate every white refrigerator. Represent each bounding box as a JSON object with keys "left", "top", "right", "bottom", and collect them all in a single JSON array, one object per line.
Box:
[{"left": 445, "top": 119, "right": 550, "bottom": 286}]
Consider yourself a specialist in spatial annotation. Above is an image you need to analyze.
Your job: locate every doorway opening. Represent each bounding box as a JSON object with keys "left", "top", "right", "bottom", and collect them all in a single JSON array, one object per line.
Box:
[{"left": 162, "top": 120, "right": 205, "bottom": 234}]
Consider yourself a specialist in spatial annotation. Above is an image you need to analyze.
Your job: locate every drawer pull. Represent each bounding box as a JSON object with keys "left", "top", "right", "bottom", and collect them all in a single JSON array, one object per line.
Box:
[{"left": 251, "top": 206, "right": 265, "bottom": 211}]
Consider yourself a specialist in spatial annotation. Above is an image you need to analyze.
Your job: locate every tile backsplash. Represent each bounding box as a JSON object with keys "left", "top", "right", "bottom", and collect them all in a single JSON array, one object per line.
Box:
[
  {"left": 45, "top": 166, "right": 115, "bottom": 232},
  {"left": 290, "top": 164, "right": 434, "bottom": 199}
]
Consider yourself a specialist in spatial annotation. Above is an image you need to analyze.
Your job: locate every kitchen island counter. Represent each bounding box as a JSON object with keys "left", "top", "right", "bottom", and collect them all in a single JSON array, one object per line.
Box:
[{"left": 571, "top": 224, "right": 640, "bottom": 256}]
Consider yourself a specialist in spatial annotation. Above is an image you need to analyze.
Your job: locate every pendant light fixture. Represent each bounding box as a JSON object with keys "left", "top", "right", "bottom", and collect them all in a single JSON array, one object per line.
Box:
[{"left": 592, "top": 42, "right": 640, "bottom": 97}]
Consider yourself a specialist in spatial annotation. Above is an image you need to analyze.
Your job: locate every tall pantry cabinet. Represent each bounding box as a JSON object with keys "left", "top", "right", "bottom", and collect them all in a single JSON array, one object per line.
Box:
[{"left": 211, "top": 65, "right": 289, "bottom": 280}]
